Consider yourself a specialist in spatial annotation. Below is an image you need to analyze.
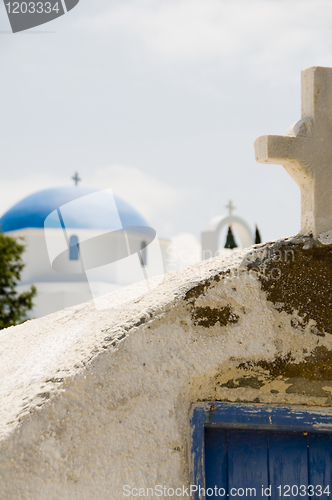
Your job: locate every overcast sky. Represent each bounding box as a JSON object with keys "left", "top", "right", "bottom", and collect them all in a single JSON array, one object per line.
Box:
[{"left": 1, "top": 0, "right": 332, "bottom": 245}]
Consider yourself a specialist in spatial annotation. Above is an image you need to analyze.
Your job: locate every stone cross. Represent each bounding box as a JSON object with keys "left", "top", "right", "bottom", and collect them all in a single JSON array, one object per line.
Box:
[
  {"left": 254, "top": 66, "right": 332, "bottom": 238},
  {"left": 72, "top": 172, "right": 81, "bottom": 186},
  {"left": 226, "top": 200, "right": 236, "bottom": 216}
]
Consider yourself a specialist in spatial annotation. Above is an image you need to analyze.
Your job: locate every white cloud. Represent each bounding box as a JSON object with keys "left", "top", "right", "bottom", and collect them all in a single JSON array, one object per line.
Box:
[
  {"left": 167, "top": 232, "right": 201, "bottom": 272},
  {"left": 88, "top": 164, "right": 197, "bottom": 237},
  {"left": 78, "top": 0, "right": 332, "bottom": 81}
]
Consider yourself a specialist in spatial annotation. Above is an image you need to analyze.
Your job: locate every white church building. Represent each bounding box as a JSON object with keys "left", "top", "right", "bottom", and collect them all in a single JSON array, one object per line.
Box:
[
  {"left": 0, "top": 184, "right": 170, "bottom": 318},
  {"left": 201, "top": 200, "right": 257, "bottom": 260}
]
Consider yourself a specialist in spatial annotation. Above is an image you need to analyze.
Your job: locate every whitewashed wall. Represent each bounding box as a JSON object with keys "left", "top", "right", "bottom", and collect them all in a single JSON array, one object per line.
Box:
[{"left": 0, "top": 235, "right": 331, "bottom": 499}]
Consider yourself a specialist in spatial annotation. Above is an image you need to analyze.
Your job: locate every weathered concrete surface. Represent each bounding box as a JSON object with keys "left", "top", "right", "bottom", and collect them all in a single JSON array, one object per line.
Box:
[{"left": 1, "top": 236, "right": 332, "bottom": 499}]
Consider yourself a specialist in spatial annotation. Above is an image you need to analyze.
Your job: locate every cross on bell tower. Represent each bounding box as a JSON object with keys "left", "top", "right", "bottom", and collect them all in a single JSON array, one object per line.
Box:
[
  {"left": 254, "top": 66, "right": 332, "bottom": 238},
  {"left": 72, "top": 172, "right": 81, "bottom": 186},
  {"left": 225, "top": 200, "right": 236, "bottom": 216}
]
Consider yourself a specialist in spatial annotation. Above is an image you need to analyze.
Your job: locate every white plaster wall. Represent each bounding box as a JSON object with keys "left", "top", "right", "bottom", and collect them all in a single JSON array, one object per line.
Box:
[
  {"left": 17, "top": 282, "right": 122, "bottom": 318},
  {"left": 0, "top": 237, "right": 331, "bottom": 499},
  {"left": 10, "top": 228, "right": 170, "bottom": 286},
  {"left": 8, "top": 228, "right": 170, "bottom": 318}
]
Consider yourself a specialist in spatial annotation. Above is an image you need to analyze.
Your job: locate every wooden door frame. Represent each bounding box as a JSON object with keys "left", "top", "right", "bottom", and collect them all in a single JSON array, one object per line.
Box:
[{"left": 190, "top": 402, "right": 332, "bottom": 500}]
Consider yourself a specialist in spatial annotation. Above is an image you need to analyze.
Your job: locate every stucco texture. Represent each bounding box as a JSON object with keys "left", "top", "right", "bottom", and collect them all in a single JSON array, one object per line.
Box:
[{"left": 1, "top": 235, "right": 332, "bottom": 499}]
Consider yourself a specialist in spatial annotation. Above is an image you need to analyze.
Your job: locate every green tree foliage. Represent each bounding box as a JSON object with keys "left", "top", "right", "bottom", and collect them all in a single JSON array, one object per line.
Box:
[
  {"left": 0, "top": 232, "right": 36, "bottom": 329},
  {"left": 255, "top": 225, "right": 262, "bottom": 244}
]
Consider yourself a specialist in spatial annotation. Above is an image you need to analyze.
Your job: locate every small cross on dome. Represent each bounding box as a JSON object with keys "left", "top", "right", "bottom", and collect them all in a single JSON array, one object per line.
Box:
[
  {"left": 225, "top": 200, "right": 236, "bottom": 216},
  {"left": 72, "top": 172, "right": 81, "bottom": 186}
]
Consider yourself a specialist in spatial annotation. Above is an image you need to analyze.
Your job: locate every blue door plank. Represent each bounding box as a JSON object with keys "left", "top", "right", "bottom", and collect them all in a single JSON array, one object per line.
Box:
[
  {"left": 228, "top": 430, "right": 269, "bottom": 500},
  {"left": 308, "top": 433, "right": 332, "bottom": 499},
  {"left": 269, "top": 432, "right": 308, "bottom": 500},
  {"left": 192, "top": 404, "right": 332, "bottom": 500},
  {"left": 205, "top": 428, "right": 227, "bottom": 500},
  {"left": 195, "top": 403, "right": 332, "bottom": 433}
]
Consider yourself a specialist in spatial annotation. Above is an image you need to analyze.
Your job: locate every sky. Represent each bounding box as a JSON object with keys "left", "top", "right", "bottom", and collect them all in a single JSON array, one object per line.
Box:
[{"left": 1, "top": 0, "right": 332, "bottom": 248}]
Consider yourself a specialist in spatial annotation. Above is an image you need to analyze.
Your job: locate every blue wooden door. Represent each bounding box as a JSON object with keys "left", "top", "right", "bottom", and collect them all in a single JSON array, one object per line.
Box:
[{"left": 205, "top": 428, "right": 332, "bottom": 500}]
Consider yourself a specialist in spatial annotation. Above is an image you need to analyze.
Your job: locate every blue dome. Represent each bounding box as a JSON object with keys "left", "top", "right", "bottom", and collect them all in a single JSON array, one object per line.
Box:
[{"left": 0, "top": 186, "right": 149, "bottom": 233}]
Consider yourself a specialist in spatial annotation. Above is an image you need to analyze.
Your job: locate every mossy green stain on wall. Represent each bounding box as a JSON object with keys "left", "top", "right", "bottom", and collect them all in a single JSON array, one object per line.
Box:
[
  {"left": 184, "top": 273, "right": 239, "bottom": 328},
  {"left": 239, "top": 346, "right": 332, "bottom": 382},
  {"left": 232, "top": 347, "right": 332, "bottom": 398},
  {"left": 220, "top": 376, "right": 265, "bottom": 390},
  {"left": 192, "top": 306, "right": 239, "bottom": 328},
  {"left": 247, "top": 241, "right": 332, "bottom": 335}
]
